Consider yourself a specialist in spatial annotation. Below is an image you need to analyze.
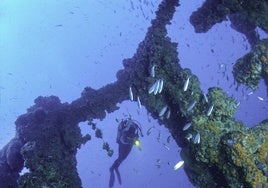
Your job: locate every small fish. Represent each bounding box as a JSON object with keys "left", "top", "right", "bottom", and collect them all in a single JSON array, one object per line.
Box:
[
  {"left": 153, "top": 79, "right": 164, "bottom": 94},
  {"left": 247, "top": 91, "right": 253, "bottom": 96},
  {"left": 182, "top": 122, "right": 192, "bottom": 131},
  {"left": 147, "top": 111, "right": 151, "bottom": 123},
  {"left": 148, "top": 81, "right": 157, "bottom": 94},
  {"left": 203, "top": 92, "right": 208, "bottom": 103},
  {"left": 219, "top": 63, "right": 225, "bottom": 69},
  {"left": 185, "top": 133, "right": 192, "bottom": 141},
  {"left": 163, "top": 143, "right": 170, "bottom": 150},
  {"left": 187, "top": 101, "right": 197, "bottom": 111},
  {"left": 130, "top": 0, "right": 134, "bottom": 10},
  {"left": 154, "top": 79, "right": 160, "bottom": 95},
  {"left": 207, "top": 104, "right": 214, "bottom": 116},
  {"left": 129, "top": 86, "right": 134, "bottom": 101},
  {"left": 150, "top": 64, "right": 156, "bottom": 77},
  {"left": 146, "top": 126, "right": 155, "bottom": 136},
  {"left": 137, "top": 96, "right": 142, "bottom": 109},
  {"left": 167, "top": 135, "right": 171, "bottom": 143},
  {"left": 133, "top": 168, "right": 139, "bottom": 174},
  {"left": 193, "top": 132, "right": 200, "bottom": 144},
  {"left": 258, "top": 96, "right": 264, "bottom": 101},
  {"left": 183, "top": 77, "right": 190, "bottom": 92},
  {"left": 174, "top": 160, "right": 184, "bottom": 170},
  {"left": 157, "top": 131, "right": 161, "bottom": 142},
  {"left": 159, "top": 105, "right": 168, "bottom": 117},
  {"left": 158, "top": 78, "right": 164, "bottom": 93},
  {"left": 166, "top": 109, "right": 171, "bottom": 119},
  {"left": 156, "top": 159, "right": 161, "bottom": 163}
]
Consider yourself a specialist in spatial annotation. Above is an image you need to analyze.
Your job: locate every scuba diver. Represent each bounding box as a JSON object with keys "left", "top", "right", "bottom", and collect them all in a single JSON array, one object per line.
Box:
[{"left": 109, "top": 118, "right": 143, "bottom": 188}]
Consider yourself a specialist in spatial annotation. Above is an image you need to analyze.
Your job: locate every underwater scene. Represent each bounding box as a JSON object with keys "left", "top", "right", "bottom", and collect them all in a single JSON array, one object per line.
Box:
[{"left": 0, "top": 0, "right": 268, "bottom": 187}]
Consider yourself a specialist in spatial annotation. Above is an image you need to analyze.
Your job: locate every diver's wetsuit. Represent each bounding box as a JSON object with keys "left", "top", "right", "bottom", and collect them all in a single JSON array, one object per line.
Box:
[
  {"left": 109, "top": 119, "right": 142, "bottom": 188},
  {"left": 109, "top": 140, "right": 133, "bottom": 187}
]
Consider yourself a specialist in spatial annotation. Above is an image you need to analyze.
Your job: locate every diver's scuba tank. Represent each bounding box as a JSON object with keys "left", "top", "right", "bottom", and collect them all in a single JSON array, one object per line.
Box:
[
  {"left": 116, "top": 118, "right": 143, "bottom": 146},
  {"left": 116, "top": 120, "right": 125, "bottom": 143}
]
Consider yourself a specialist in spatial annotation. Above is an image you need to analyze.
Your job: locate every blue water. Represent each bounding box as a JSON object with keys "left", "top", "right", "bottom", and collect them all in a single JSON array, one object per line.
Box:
[{"left": 0, "top": 0, "right": 267, "bottom": 187}]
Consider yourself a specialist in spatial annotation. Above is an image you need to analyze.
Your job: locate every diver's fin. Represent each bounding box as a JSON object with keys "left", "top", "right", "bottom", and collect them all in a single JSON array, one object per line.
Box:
[
  {"left": 109, "top": 167, "right": 115, "bottom": 188},
  {"left": 115, "top": 167, "right": 122, "bottom": 185}
]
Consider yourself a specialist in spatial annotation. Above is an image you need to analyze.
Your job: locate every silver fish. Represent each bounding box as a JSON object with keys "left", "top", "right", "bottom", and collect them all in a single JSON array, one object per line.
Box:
[
  {"left": 182, "top": 122, "right": 192, "bottom": 131},
  {"left": 137, "top": 96, "right": 142, "bottom": 109},
  {"left": 174, "top": 160, "right": 184, "bottom": 170},
  {"left": 203, "top": 92, "right": 208, "bottom": 103},
  {"left": 187, "top": 101, "right": 197, "bottom": 111},
  {"left": 166, "top": 109, "right": 171, "bottom": 119},
  {"left": 247, "top": 91, "right": 253, "bottom": 96},
  {"left": 258, "top": 96, "right": 264, "bottom": 101},
  {"left": 148, "top": 81, "right": 157, "bottom": 94},
  {"left": 158, "top": 78, "right": 164, "bottom": 93},
  {"left": 129, "top": 86, "right": 134, "bottom": 101},
  {"left": 183, "top": 77, "right": 190, "bottom": 92},
  {"left": 150, "top": 64, "right": 156, "bottom": 77},
  {"left": 159, "top": 105, "right": 168, "bottom": 117},
  {"left": 147, "top": 111, "right": 151, "bottom": 123},
  {"left": 185, "top": 133, "right": 192, "bottom": 141},
  {"left": 193, "top": 132, "right": 200, "bottom": 144},
  {"left": 154, "top": 79, "right": 160, "bottom": 95},
  {"left": 207, "top": 104, "right": 214, "bottom": 116}
]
